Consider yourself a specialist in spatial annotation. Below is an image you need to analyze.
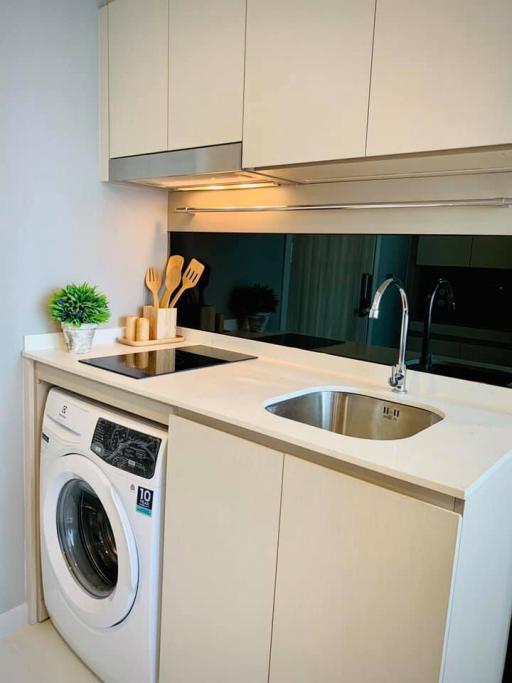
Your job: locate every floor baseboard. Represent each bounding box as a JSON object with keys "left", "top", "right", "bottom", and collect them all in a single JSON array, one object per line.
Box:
[{"left": 0, "top": 603, "right": 28, "bottom": 638}]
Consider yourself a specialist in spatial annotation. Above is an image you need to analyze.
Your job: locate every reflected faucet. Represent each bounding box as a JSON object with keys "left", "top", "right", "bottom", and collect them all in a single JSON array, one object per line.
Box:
[
  {"left": 369, "top": 277, "right": 409, "bottom": 393},
  {"left": 420, "top": 278, "right": 456, "bottom": 372}
]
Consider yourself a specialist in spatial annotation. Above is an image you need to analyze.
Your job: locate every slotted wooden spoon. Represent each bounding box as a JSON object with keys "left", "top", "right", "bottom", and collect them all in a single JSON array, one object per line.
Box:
[
  {"left": 169, "top": 258, "right": 205, "bottom": 308},
  {"left": 160, "top": 254, "right": 184, "bottom": 308},
  {"left": 145, "top": 266, "right": 162, "bottom": 308}
]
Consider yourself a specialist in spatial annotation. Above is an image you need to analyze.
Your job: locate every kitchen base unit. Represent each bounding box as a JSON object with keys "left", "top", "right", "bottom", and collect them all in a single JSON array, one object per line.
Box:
[
  {"left": 159, "top": 417, "right": 512, "bottom": 683},
  {"left": 22, "top": 349, "right": 512, "bottom": 683}
]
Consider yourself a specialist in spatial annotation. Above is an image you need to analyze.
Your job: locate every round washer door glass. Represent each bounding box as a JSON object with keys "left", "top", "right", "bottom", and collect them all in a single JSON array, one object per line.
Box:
[{"left": 57, "top": 479, "right": 118, "bottom": 598}]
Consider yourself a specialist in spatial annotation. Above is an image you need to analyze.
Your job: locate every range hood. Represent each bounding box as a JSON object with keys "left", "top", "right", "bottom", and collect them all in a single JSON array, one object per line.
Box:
[
  {"left": 110, "top": 142, "right": 512, "bottom": 191},
  {"left": 108, "top": 142, "right": 280, "bottom": 191}
]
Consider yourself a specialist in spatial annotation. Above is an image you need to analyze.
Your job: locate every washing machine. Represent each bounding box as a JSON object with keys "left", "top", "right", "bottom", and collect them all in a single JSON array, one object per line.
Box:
[{"left": 40, "top": 388, "right": 168, "bottom": 683}]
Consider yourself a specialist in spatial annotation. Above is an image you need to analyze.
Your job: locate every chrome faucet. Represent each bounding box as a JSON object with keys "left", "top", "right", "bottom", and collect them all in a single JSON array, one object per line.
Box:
[
  {"left": 369, "top": 277, "right": 409, "bottom": 393},
  {"left": 420, "top": 278, "right": 456, "bottom": 371}
]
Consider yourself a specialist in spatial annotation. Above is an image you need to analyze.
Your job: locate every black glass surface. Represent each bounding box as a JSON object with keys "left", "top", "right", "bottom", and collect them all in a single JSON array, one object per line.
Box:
[
  {"left": 170, "top": 232, "right": 512, "bottom": 388},
  {"left": 412, "top": 361, "right": 512, "bottom": 387},
  {"left": 91, "top": 419, "right": 162, "bottom": 478},
  {"left": 255, "top": 333, "right": 344, "bottom": 351},
  {"left": 80, "top": 345, "right": 256, "bottom": 379},
  {"left": 57, "top": 479, "right": 118, "bottom": 598}
]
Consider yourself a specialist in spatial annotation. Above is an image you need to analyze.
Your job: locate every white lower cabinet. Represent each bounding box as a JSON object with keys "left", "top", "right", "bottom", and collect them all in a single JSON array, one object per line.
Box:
[
  {"left": 161, "top": 420, "right": 508, "bottom": 682},
  {"left": 159, "top": 416, "right": 283, "bottom": 683},
  {"left": 270, "top": 456, "right": 461, "bottom": 683}
]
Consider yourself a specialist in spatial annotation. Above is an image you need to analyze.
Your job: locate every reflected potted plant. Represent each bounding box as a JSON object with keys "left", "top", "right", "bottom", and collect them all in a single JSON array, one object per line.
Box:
[
  {"left": 48, "top": 282, "right": 110, "bottom": 354},
  {"left": 230, "top": 284, "right": 278, "bottom": 333}
]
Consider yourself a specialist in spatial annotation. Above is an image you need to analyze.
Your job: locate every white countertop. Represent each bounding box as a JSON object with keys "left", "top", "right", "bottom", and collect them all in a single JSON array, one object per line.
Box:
[{"left": 23, "top": 331, "right": 512, "bottom": 500}]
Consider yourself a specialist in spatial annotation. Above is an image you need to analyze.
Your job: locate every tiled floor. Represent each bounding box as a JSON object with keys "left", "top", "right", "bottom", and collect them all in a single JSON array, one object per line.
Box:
[{"left": 0, "top": 620, "right": 98, "bottom": 682}]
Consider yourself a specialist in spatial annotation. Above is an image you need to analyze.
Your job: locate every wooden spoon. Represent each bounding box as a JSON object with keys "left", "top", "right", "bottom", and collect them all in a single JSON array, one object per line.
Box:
[
  {"left": 145, "top": 267, "right": 162, "bottom": 309},
  {"left": 160, "top": 254, "right": 184, "bottom": 308},
  {"left": 169, "top": 258, "right": 205, "bottom": 308}
]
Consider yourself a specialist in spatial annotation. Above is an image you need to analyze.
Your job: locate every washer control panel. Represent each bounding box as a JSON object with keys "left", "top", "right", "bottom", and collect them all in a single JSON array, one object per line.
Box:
[{"left": 90, "top": 418, "right": 162, "bottom": 479}]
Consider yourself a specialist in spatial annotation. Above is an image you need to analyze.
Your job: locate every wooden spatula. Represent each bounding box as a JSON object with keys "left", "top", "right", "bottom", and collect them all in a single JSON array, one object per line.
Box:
[
  {"left": 145, "top": 267, "right": 162, "bottom": 308},
  {"left": 169, "top": 258, "right": 205, "bottom": 308},
  {"left": 160, "top": 254, "right": 184, "bottom": 308}
]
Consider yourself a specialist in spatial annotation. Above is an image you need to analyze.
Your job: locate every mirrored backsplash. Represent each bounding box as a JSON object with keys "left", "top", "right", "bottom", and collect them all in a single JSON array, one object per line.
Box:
[{"left": 169, "top": 232, "right": 512, "bottom": 387}]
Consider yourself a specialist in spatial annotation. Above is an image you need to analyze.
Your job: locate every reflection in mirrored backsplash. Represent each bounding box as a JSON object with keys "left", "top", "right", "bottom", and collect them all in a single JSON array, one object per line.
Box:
[{"left": 169, "top": 232, "right": 512, "bottom": 387}]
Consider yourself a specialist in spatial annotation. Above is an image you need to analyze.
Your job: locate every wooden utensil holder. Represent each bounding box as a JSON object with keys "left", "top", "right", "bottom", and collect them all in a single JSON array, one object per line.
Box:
[
  {"left": 156, "top": 308, "right": 177, "bottom": 340},
  {"left": 143, "top": 306, "right": 177, "bottom": 340}
]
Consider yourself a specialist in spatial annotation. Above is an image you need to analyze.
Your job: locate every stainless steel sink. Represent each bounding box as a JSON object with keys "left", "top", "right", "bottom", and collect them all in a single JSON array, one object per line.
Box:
[{"left": 265, "top": 390, "right": 442, "bottom": 440}]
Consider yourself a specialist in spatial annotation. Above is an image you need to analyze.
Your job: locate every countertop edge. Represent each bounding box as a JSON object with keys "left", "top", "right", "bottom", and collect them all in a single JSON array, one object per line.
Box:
[{"left": 24, "top": 348, "right": 512, "bottom": 502}]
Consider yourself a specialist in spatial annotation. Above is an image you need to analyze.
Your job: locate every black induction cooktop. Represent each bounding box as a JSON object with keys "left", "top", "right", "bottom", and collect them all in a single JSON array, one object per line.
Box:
[{"left": 79, "top": 345, "right": 256, "bottom": 379}]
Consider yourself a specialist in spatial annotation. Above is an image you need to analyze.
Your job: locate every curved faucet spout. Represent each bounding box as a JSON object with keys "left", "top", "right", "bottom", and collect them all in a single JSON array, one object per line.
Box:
[
  {"left": 369, "top": 277, "right": 409, "bottom": 393},
  {"left": 420, "top": 278, "right": 456, "bottom": 372}
]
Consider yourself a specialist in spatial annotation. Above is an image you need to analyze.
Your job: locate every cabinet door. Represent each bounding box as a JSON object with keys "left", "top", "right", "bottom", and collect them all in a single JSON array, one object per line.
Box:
[
  {"left": 470, "top": 237, "right": 512, "bottom": 269},
  {"left": 269, "top": 456, "right": 460, "bottom": 683},
  {"left": 108, "top": 0, "right": 168, "bottom": 157},
  {"left": 242, "top": 0, "right": 376, "bottom": 169},
  {"left": 367, "top": 0, "right": 512, "bottom": 156},
  {"left": 168, "top": 0, "right": 246, "bottom": 150},
  {"left": 160, "top": 417, "right": 283, "bottom": 683},
  {"left": 416, "top": 236, "right": 472, "bottom": 267}
]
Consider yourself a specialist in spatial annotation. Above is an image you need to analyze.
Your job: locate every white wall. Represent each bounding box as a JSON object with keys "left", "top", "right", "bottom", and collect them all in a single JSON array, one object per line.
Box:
[{"left": 0, "top": 0, "right": 168, "bottom": 618}]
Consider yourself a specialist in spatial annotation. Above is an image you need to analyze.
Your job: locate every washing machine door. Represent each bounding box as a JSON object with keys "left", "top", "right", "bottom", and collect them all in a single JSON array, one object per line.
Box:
[{"left": 42, "top": 453, "right": 139, "bottom": 629}]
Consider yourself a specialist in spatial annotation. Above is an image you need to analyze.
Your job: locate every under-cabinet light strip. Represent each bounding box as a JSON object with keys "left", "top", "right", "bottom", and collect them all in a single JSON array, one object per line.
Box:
[{"left": 174, "top": 197, "right": 512, "bottom": 213}]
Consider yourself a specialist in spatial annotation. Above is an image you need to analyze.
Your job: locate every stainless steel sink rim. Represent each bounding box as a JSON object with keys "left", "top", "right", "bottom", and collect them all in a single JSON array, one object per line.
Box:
[{"left": 265, "top": 388, "right": 443, "bottom": 441}]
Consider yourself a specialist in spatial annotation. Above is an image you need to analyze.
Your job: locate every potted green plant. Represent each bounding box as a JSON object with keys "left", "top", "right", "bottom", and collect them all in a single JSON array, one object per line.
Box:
[
  {"left": 230, "top": 284, "right": 278, "bottom": 333},
  {"left": 48, "top": 282, "right": 111, "bottom": 353}
]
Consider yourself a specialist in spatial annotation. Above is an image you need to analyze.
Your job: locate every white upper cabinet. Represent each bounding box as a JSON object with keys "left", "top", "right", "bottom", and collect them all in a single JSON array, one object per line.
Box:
[
  {"left": 367, "top": 0, "right": 512, "bottom": 156},
  {"left": 108, "top": 0, "right": 169, "bottom": 158},
  {"left": 242, "top": 0, "right": 376, "bottom": 169},
  {"left": 168, "top": 0, "right": 246, "bottom": 150},
  {"left": 106, "top": 0, "right": 512, "bottom": 168},
  {"left": 107, "top": 0, "right": 246, "bottom": 159}
]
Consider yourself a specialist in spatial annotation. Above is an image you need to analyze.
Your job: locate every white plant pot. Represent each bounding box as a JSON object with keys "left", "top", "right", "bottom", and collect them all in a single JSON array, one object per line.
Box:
[
  {"left": 61, "top": 323, "right": 97, "bottom": 354},
  {"left": 247, "top": 312, "right": 271, "bottom": 333}
]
